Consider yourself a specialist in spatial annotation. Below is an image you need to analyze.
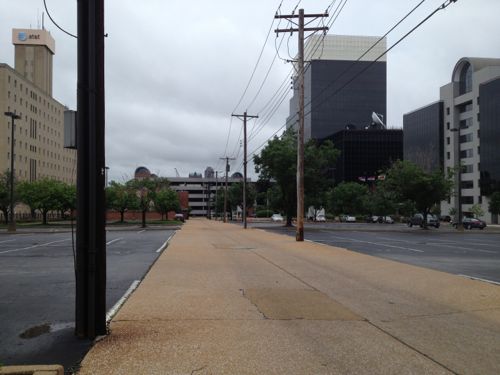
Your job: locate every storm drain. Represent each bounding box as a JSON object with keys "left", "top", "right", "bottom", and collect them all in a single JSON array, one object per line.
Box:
[{"left": 243, "top": 288, "right": 363, "bottom": 321}]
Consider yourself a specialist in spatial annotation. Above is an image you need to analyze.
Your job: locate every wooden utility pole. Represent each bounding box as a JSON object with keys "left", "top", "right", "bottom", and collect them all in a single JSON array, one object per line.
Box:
[
  {"left": 220, "top": 157, "right": 235, "bottom": 223},
  {"left": 275, "top": 9, "right": 328, "bottom": 241},
  {"left": 232, "top": 112, "right": 258, "bottom": 229}
]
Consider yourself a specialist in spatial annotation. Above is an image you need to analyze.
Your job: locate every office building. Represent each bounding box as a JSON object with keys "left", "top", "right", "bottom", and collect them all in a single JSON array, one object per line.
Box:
[
  {"left": 323, "top": 128, "right": 403, "bottom": 185},
  {"left": 0, "top": 28, "right": 76, "bottom": 184},
  {"left": 403, "top": 57, "right": 500, "bottom": 223},
  {"left": 286, "top": 34, "right": 387, "bottom": 141}
]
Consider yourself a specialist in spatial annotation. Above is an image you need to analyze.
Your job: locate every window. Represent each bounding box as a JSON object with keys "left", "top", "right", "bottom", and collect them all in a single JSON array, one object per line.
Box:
[
  {"left": 458, "top": 102, "right": 473, "bottom": 113},
  {"left": 462, "top": 164, "right": 473, "bottom": 173},
  {"left": 459, "top": 118, "right": 472, "bottom": 129},
  {"left": 477, "top": 129, "right": 480, "bottom": 138},
  {"left": 446, "top": 122, "right": 450, "bottom": 130},
  {"left": 459, "top": 62, "right": 473, "bottom": 95},
  {"left": 446, "top": 107, "right": 450, "bottom": 115},
  {"left": 460, "top": 196, "right": 474, "bottom": 204},
  {"left": 446, "top": 137, "right": 450, "bottom": 145},
  {"left": 459, "top": 133, "right": 473, "bottom": 143},
  {"left": 478, "top": 196, "right": 483, "bottom": 204},
  {"left": 447, "top": 152, "right": 450, "bottom": 160},
  {"left": 460, "top": 149, "right": 473, "bottom": 158},
  {"left": 477, "top": 112, "right": 480, "bottom": 122},
  {"left": 461, "top": 181, "right": 474, "bottom": 189}
]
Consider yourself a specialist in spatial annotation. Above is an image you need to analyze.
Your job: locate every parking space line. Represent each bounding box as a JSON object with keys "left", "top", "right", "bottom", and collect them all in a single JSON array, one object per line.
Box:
[
  {"left": 137, "top": 229, "right": 146, "bottom": 234},
  {"left": 106, "top": 238, "right": 123, "bottom": 246},
  {"left": 0, "top": 239, "right": 16, "bottom": 244},
  {"left": 0, "top": 238, "right": 71, "bottom": 255},
  {"left": 322, "top": 233, "right": 424, "bottom": 253},
  {"left": 156, "top": 233, "right": 174, "bottom": 253}
]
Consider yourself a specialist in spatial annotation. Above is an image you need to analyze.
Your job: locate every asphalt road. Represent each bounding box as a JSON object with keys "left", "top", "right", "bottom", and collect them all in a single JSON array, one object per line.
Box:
[
  {"left": 255, "top": 221, "right": 500, "bottom": 285},
  {"left": 0, "top": 228, "right": 175, "bottom": 373}
]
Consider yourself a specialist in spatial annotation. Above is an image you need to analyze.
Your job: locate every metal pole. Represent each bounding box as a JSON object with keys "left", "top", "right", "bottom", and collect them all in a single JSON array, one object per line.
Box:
[
  {"left": 243, "top": 112, "right": 247, "bottom": 229},
  {"left": 224, "top": 159, "right": 228, "bottom": 223},
  {"left": 296, "top": 8, "right": 305, "bottom": 241}
]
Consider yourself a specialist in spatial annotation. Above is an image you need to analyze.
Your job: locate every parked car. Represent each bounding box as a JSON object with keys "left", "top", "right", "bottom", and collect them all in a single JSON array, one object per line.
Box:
[
  {"left": 174, "top": 213, "right": 185, "bottom": 222},
  {"left": 315, "top": 214, "right": 326, "bottom": 222},
  {"left": 339, "top": 214, "right": 356, "bottom": 222},
  {"left": 407, "top": 213, "right": 440, "bottom": 228},
  {"left": 455, "top": 217, "right": 487, "bottom": 230},
  {"left": 271, "top": 213, "right": 284, "bottom": 222},
  {"left": 379, "top": 216, "right": 394, "bottom": 224}
]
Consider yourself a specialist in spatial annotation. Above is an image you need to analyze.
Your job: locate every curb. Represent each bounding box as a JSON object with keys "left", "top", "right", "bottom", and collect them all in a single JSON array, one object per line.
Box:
[{"left": 0, "top": 365, "right": 64, "bottom": 375}]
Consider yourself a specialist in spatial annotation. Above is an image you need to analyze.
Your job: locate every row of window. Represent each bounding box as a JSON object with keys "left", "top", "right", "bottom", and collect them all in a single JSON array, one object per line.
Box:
[{"left": 7, "top": 74, "right": 62, "bottom": 115}]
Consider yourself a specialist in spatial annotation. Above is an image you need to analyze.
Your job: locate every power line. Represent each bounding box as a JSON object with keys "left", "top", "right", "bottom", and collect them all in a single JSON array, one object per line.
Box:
[{"left": 43, "top": 0, "right": 77, "bottom": 38}]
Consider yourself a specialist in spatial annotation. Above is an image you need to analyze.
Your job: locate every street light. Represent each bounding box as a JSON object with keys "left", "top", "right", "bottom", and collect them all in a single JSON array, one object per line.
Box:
[{"left": 4, "top": 111, "right": 21, "bottom": 232}]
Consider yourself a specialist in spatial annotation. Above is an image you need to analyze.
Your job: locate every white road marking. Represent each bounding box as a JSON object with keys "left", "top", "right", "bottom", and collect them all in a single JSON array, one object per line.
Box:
[
  {"left": 137, "top": 229, "right": 146, "bottom": 234},
  {"left": 106, "top": 238, "right": 123, "bottom": 246},
  {"left": 0, "top": 239, "right": 16, "bottom": 244},
  {"left": 321, "top": 232, "right": 424, "bottom": 253},
  {"left": 156, "top": 233, "right": 175, "bottom": 253},
  {"left": 0, "top": 238, "right": 71, "bottom": 255},
  {"left": 458, "top": 275, "right": 500, "bottom": 286},
  {"left": 106, "top": 280, "right": 141, "bottom": 323}
]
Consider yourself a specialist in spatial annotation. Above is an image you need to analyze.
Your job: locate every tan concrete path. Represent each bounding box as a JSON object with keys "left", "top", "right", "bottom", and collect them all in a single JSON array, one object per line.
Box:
[{"left": 78, "top": 219, "right": 500, "bottom": 375}]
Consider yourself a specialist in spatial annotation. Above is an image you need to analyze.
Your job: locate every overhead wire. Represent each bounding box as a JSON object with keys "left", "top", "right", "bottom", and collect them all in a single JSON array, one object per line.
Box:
[{"left": 42, "top": 0, "right": 77, "bottom": 38}]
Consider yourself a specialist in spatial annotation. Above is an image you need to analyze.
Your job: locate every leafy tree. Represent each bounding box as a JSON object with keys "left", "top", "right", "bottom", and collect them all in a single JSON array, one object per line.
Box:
[
  {"left": 489, "top": 191, "right": 500, "bottom": 218},
  {"left": 0, "top": 171, "right": 13, "bottom": 224},
  {"left": 30, "top": 179, "right": 66, "bottom": 224},
  {"left": 382, "top": 160, "right": 453, "bottom": 228},
  {"left": 17, "top": 180, "right": 39, "bottom": 219},
  {"left": 364, "top": 187, "right": 398, "bottom": 217},
  {"left": 106, "top": 181, "right": 138, "bottom": 223},
  {"left": 154, "top": 188, "right": 180, "bottom": 220},
  {"left": 126, "top": 178, "right": 158, "bottom": 228},
  {"left": 470, "top": 204, "right": 484, "bottom": 218},
  {"left": 227, "top": 182, "right": 256, "bottom": 219},
  {"left": 327, "top": 182, "right": 369, "bottom": 216},
  {"left": 254, "top": 128, "right": 339, "bottom": 226},
  {"left": 56, "top": 183, "right": 76, "bottom": 219}
]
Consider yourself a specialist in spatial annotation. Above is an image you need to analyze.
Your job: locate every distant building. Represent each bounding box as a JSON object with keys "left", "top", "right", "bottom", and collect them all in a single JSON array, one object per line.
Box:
[
  {"left": 168, "top": 167, "right": 246, "bottom": 216},
  {"left": 403, "top": 101, "right": 444, "bottom": 173},
  {"left": 286, "top": 34, "right": 387, "bottom": 141},
  {"left": 0, "top": 28, "right": 76, "bottom": 184},
  {"left": 403, "top": 57, "right": 500, "bottom": 223},
  {"left": 323, "top": 128, "right": 403, "bottom": 185}
]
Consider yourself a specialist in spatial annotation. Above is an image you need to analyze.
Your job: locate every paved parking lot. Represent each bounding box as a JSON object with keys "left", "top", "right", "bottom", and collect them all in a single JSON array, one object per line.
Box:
[
  {"left": 0, "top": 228, "right": 175, "bottom": 371},
  {"left": 256, "top": 222, "right": 500, "bottom": 285}
]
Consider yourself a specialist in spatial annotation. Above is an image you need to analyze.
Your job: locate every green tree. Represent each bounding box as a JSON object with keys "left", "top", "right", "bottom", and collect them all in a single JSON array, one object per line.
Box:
[
  {"left": 154, "top": 188, "right": 180, "bottom": 220},
  {"left": 106, "top": 181, "right": 138, "bottom": 223},
  {"left": 254, "top": 129, "right": 339, "bottom": 226},
  {"left": 489, "top": 191, "right": 500, "bottom": 220},
  {"left": 470, "top": 204, "right": 484, "bottom": 218},
  {"left": 327, "top": 182, "right": 369, "bottom": 216},
  {"left": 0, "top": 171, "right": 13, "bottom": 224},
  {"left": 382, "top": 160, "right": 453, "bottom": 228},
  {"left": 17, "top": 180, "right": 39, "bottom": 219},
  {"left": 56, "top": 183, "right": 76, "bottom": 219},
  {"left": 364, "top": 186, "right": 398, "bottom": 217},
  {"left": 27, "top": 178, "right": 66, "bottom": 224},
  {"left": 126, "top": 178, "right": 157, "bottom": 228},
  {"left": 227, "top": 182, "right": 257, "bottom": 219}
]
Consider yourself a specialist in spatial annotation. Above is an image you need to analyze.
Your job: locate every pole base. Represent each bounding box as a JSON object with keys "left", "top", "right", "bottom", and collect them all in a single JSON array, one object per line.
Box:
[{"left": 7, "top": 221, "right": 16, "bottom": 232}]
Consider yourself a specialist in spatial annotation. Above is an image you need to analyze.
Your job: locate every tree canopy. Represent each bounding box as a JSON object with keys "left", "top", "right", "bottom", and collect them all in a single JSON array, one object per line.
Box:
[{"left": 254, "top": 128, "right": 339, "bottom": 225}]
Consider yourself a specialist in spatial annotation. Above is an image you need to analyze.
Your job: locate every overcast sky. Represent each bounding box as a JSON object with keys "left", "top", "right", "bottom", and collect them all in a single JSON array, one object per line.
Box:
[{"left": 1, "top": 0, "right": 499, "bottom": 182}]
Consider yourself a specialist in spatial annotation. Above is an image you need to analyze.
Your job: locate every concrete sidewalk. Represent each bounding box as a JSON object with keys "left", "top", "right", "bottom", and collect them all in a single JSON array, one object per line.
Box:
[{"left": 78, "top": 219, "right": 500, "bottom": 375}]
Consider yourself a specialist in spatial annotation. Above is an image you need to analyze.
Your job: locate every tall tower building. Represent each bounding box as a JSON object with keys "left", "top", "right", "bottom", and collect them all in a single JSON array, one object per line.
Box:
[
  {"left": 12, "top": 28, "right": 55, "bottom": 95},
  {"left": 0, "top": 28, "right": 76, "bottom": 186},
  {"left": 286, "top": 34, "right": 387, "bottom": 141}
]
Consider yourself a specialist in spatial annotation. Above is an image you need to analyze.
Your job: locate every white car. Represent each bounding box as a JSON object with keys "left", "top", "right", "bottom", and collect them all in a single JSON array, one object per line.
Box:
[
  {"left": 315, "top": 214, "right": 326, "bottom": 222},
  {"left": 340, "top": 215, "right": 356, "bottom": 222},
  {"left": 271, "top": 213, "right": 284, "bottom": 222}
]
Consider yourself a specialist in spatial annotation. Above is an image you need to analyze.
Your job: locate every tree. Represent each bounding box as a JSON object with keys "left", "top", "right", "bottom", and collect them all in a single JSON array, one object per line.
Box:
[
  {"left": 106, "top": 181, "right": 138, "bottom": 223},
  {"left": 364, "top": 187, "right": 398, "bottom": 217},
  {"left": 470, "top": 204, "right": 484, "bottom": 218},
  {"left": 0, "top": 171, "right": 13, "bottom": 224},
  {"left": 126, "top": 178, "right": 158, "bottom": 228},
  {"left": 56, "top": 183, "right": 76, "bottom": 219},
  {"left": 227, "top": 182, "right": 256, "bottom": 219},
  {"left": 17, "top": 180, "right": 39, "bottom": 219},
  {"left": 382, "top": 160, "right": 453, "bottom": 228},
  {"left": 489, "top": 192, "right": 500, "bottom": 215},
  {"left": 327, "top": 182, "right": 369, "bottom": 216},
  {"left": 254, "top": 128, "right": 339, "bottom": 226},
  {"left": 28, "top": 179, "right": 66, "bottom": 224},
  {"left": 154, "top": 188, "right": 180, "bottom": 220}
]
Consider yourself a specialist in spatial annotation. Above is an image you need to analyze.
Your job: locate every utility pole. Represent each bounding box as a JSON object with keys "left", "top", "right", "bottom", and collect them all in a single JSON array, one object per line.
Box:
[
  {"left": 275, "top": 9, "right": 328, "bottom": 241},
  {"left": 4, "top": 111, "right": 21, "bottom": 232},
  {"left": 75, "top": 0, "right": 106, "bottom": 339},
  {"left": 220, "top": 157, "right": 235, "bottom": 223},
  {"left": 232, "top": 112, "right": 258, "bottom": 229}
]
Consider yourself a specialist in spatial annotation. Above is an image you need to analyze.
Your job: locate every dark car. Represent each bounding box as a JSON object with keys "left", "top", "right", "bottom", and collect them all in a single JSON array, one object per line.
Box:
[
  {"left": 407, "top": 213, "right": 440, "bottom": 228},
  {"left": 458, "top": 217, "right": 486, "bottom": 230}
]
